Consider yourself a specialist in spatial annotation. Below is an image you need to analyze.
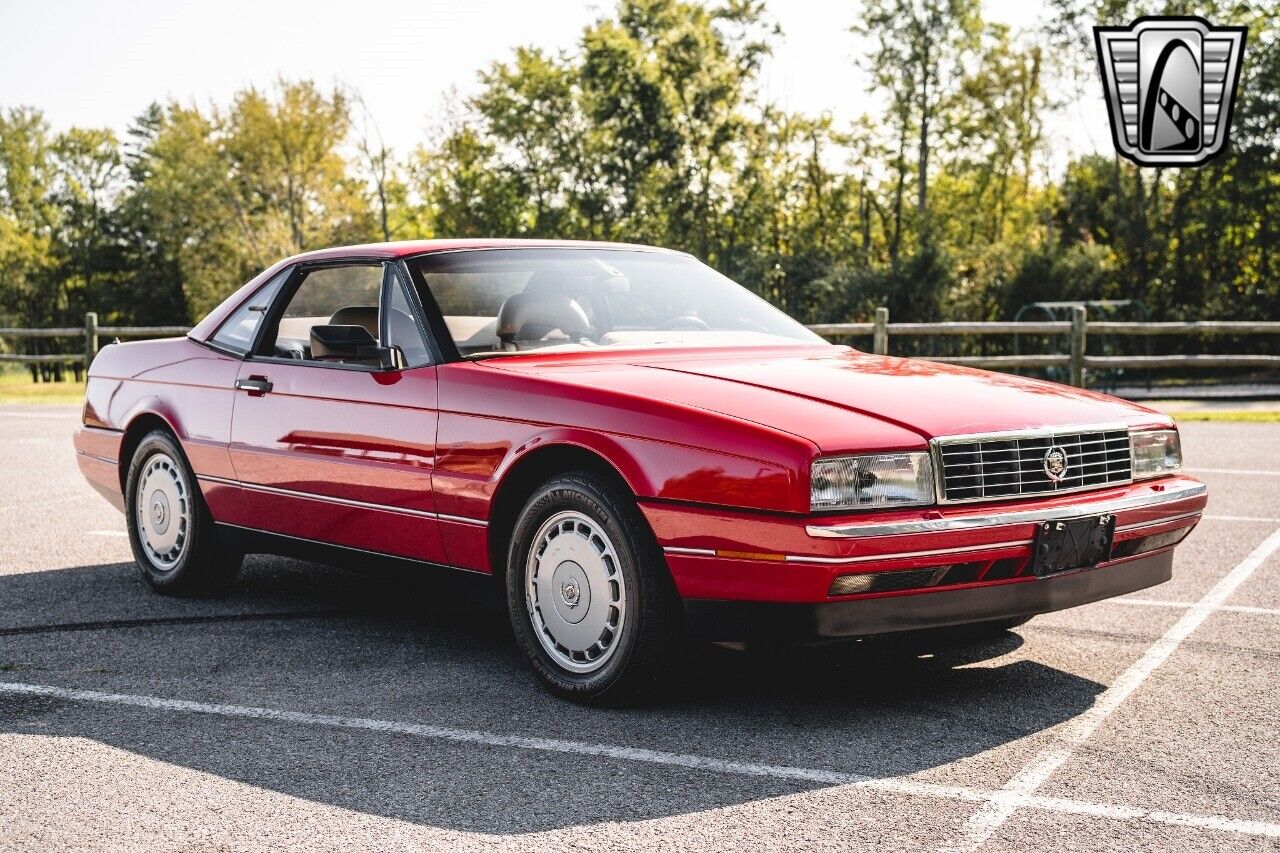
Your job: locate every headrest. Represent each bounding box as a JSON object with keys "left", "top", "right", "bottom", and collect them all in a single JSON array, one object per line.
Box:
[
  {"left": 521, "top": 270, "right": 566, "bottom": 295},
  {"left": 328, "top": 305, "right": 379, "bottom": 338},
  {"left": 310, "top": 324, "right": 376, "bottom": 359},
  {"left": 497, "top": 292, "right": 591, "bottom": 343}
]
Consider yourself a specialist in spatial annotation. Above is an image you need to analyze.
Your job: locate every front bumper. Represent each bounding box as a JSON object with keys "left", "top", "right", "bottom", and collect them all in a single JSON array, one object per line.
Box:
[
  {"left": 644, "top": 475, "right": 1204, "bottom": 615},
  {"left": 684, "top": 548, "right": 1173, "bottom": 640}
]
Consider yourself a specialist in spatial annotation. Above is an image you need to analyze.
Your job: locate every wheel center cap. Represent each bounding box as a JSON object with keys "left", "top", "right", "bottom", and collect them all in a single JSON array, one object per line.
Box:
[
  {"left": 561, "top": 577, "right": 581, "bottom": 607},
  {"left": 149, "top": 491, "right": 170, "bottom": 534},
  {"left": 549, "top": 561, "right": 591, "bottom": 624}
]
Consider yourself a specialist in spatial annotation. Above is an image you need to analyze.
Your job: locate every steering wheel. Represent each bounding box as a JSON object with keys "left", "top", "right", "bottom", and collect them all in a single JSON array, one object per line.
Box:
[{"left": 663, "top": 315, "right": 712, "bottom": 331}]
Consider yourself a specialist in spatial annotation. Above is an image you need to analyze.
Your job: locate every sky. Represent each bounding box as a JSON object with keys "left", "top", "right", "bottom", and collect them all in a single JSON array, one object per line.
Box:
[{"left": 0, "top": 0, "right": 1111, "bottom": 172}]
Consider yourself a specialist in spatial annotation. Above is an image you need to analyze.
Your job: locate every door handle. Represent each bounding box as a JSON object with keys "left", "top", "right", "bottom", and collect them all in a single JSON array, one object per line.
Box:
[{"left": 234, "top": 376, "right": 273, "bottom": 395}]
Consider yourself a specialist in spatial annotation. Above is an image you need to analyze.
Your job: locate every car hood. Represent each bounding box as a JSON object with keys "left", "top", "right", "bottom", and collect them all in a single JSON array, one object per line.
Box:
[
  {"left": 639, "top": 348, "right": 1169, "bottom": 444},
  {"left": 491, "top": 346, "right": 1169, "bottom": 453}
]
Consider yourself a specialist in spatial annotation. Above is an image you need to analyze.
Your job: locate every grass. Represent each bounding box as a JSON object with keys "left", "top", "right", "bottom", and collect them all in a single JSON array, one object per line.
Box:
[
  {"left": 1167, "top": 409, "right": 1280, "bottom": 423},
  {"left": 0, "top": 371, "right": 85, "bottom": 404}
]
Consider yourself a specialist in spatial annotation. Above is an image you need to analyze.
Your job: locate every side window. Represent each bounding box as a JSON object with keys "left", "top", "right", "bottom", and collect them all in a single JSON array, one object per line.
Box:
[
  {"left": 265, "top": 264, "right": 382, "bottom": 364},
  {"left": 385, "top": 272, "right": 432, "bottom": 367},
  {"left": 209, "top": 270, "right": 289, "bottom": 355}
]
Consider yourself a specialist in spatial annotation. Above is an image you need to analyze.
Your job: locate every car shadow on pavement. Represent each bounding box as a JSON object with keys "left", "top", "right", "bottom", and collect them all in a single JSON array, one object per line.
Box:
[{"left": 0, "top": 556, "right": 1106, "bottom": 834}]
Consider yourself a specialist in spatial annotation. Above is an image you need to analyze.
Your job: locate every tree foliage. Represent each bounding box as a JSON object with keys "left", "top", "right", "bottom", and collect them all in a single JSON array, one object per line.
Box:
[{"left": 0, "top": 0, "right": 1276, "bottom": 336}]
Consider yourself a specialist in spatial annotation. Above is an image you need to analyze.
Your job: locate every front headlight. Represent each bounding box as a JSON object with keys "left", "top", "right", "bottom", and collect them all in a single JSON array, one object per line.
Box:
[
  {"left": 811, "top": 452, "right": 935, "bottom": 511},
  {"left": 1131, "top": 430, "right": 1182, "bottom": 479}
]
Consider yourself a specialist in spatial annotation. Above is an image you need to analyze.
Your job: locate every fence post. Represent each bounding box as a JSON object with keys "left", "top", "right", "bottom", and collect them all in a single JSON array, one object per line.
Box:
[
  {"left": 84, "top": 312, "right": 98, "bottom": 373},
  {"left": 873, "top": 307, "right": 889, "bottom": 355},
  {"left": 1069, "top": 305, "right": 1087, "bottom": 387}
]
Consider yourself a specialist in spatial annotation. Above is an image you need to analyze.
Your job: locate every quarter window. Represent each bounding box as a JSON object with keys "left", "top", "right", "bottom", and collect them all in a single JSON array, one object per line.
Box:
[
  {"left": 385, "top": 274, "right": 432, "bottom": 367},
  {"left": 209, "top": 270, "right": 289, "bottom": 355}
]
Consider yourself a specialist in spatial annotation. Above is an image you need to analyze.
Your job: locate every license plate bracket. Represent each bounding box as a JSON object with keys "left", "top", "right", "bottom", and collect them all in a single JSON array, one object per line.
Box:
[{"left": 1031, "top": 514, "right": 1116, "bottom": 577}]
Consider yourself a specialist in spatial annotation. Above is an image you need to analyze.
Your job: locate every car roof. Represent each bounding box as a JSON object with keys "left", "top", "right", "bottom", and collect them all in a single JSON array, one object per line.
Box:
[
  {"left": 188, "top": 239, "right": 687, "bottom": 342},
  {"left": 284, "top": 238, "right": 685, "bottom": 263}
]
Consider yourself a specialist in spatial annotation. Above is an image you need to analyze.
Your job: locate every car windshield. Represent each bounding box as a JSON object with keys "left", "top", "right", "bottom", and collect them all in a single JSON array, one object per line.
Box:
[{"left": 403, "top": 247, "right": 827, "bottom": 358}]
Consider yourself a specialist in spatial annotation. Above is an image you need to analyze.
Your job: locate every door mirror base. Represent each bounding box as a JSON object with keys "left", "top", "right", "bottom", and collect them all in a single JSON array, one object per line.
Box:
[{"left": 356, "top": 345, "right": 401, "bottom": 370}]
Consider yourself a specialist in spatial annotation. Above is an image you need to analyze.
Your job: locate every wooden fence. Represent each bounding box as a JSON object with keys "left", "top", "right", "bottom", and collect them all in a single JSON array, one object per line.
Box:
[
  {"left": 1, "top": 309, "right": 1278, "bottom": 388},
  {"left": 810, "top": 307, "right": 1280, "bottom": 387},
  {"left": 0, "top": 313, "right": 190, "bottom": 374}
]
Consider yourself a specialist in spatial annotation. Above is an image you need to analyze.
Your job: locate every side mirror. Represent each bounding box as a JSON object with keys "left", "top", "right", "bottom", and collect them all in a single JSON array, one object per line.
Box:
[
  {"left": 309, "top": 325, "right": 403, "bottom": 369},
  {"left": 310, "top": 324, "right": 377, "bottom": 361},
  {"left": 356, "top": 344, "right": 400, "bottom": 370}
]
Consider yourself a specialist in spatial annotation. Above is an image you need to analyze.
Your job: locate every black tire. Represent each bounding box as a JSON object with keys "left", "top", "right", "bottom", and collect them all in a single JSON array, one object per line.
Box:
[
  {"left": 505, "top": 470, "right": 683, "bottom": 705},
  {"left": 125, "top": 430, "right": 243, "bottom": 596}
]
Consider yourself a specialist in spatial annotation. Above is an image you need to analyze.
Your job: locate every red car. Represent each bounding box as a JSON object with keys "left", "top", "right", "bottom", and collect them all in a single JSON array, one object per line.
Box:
[{"left": 74, "top": 240, "right": 1206, "bottom": 702}]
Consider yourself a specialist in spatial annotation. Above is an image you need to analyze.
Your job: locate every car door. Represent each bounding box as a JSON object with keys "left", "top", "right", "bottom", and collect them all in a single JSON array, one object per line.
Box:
[{"left": 223, "top": 260, "right": 447, "bottom": 565}]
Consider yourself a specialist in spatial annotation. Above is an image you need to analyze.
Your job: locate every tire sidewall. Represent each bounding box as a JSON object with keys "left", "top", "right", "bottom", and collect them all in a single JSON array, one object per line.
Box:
[
  {"left": 125, "top": 431, "right": 213, "bottom": 592},
  {"left": 505, "top": 475, "right": 650, "bottom": 699}
]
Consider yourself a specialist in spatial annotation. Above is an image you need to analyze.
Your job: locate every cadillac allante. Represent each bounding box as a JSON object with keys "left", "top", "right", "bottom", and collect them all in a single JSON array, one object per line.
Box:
[{"left": 74, "top": 240, "right": 1206, "bottom": 702}]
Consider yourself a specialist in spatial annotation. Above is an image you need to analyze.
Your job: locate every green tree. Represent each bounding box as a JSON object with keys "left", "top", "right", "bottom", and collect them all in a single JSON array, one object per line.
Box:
[
  {"left": 51, "top": 127, "right": 123, "bottom": 316},
  {"left": 855, "top": 0, "right": 982, "bottom": 253},
  {"left": 223, "top": 79, "right": 375, "bottom": 256}
]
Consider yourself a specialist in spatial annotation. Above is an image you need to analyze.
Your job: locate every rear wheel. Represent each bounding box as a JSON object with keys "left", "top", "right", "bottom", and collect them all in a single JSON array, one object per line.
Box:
[
  {"left": 125, "top": 430, "right": 242, "bottom": 595},
  {"left": 506, "top": 470, "right": 683, "bottom": 704}
]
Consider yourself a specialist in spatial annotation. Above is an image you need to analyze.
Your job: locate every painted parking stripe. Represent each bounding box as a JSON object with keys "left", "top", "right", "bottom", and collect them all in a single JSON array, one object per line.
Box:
[
  {"left": 1109, "top": 597, "right": 1280, "bottom": 616},
  {"left": 0, "top": 494, "right": 92, "bottom": 513},
  {"left": 0, "top": 410, "right": 78, "bottom": 419},
  {"left": 0, "top": 680, "right": 1277, "bottom": 841},
  {"left": 1205, "top": 514, "right": 1280, "bottom": 523},
  {"left": 947, "top": 523, "right": 1280, "bottom": 851}
]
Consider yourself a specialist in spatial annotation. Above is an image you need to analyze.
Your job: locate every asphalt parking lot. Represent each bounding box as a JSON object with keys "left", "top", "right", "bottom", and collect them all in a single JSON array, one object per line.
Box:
[{"left": 2, "top": 406, "right": 1278, "bottom": 852}]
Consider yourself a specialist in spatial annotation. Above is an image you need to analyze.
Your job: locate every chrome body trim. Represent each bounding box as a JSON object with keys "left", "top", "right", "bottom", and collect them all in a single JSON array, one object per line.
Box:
[
  {"left": 806, "top": 480, "right": 1206, "bottom": 539},
  {"left": 930, "top": 422, "right": 1133, "bottom": 446},
  {"left": 1115, "top": 510, "right": 1202, "bottom": 534},
  {"left": 663, "top": 540, "right": 1036, "bottom": 566},
  {"left": 195, "top": 474, "right": 488, "bottom": 527},
  {"left": 663, "top": 489, "right": 1202, "bottom": 567},
  {"left": 75, "top": 449, "right": 117, "bottom": 466},
  {"left": 436, "top": 513, "right": 490, "bottom": 527},
  {"left": 785, "top": 539, "right": 1034, "bottom": 565},
  {"left": 215, "top": 522, "right": 489, "bottom": 575},
  {"left": 663, "top": 546, "right": 718, "bottom": 558}
]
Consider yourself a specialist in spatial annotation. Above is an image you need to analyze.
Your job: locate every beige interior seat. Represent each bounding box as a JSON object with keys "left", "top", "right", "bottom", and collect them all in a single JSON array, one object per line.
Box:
[{"left": 328, "top": 306, "right": 379, "bottom": 339}]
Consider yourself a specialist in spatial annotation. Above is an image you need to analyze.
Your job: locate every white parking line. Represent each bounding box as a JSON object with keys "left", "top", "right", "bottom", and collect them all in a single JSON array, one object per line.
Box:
[
  {"left": 1187, "top": 467, "right": 1280, "bottom": 477},
  {"left": 0, "top": 410, "right": 78, "bottom": 419},
  {"left": 0, "top": 680, "right": 1277, "bottom": 841},
  {"left": 1108, "top": 598, "right": 1280, "bottom": 617},
  {"left": 947, "top": 523, "right": 1280, "bottom": 851},
  {"left": 1204, "top": 514, "right": 1280, "bottom": 523},
  {"left": 0, "top": 494, "right": 93, "bottom": 513}
]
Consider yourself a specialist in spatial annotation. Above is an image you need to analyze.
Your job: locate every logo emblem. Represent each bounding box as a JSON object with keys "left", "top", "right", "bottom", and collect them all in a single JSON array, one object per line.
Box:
[
  {"left": 1095, "top": 16, "right": 1246, "bottom": 166},
  {"left": 560, "top": 578, "right": 581, "bottom": 607},
  {"left": 1044, "top": 446, "right": 1070, "bottom": 482}
]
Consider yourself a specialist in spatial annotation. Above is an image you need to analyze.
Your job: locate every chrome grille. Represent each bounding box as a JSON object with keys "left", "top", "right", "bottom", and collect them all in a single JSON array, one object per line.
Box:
[{"left": 935, "top": 427, "right": 1132, "bottom": 503}]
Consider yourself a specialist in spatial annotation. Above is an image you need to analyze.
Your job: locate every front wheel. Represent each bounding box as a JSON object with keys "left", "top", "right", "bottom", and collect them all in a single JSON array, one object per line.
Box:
[
  {"left": 125, "top": 430, "right": 242, "bottom": 596},
  {"left": 506, "top": 471, "right": 683, "bottom": 704}
]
